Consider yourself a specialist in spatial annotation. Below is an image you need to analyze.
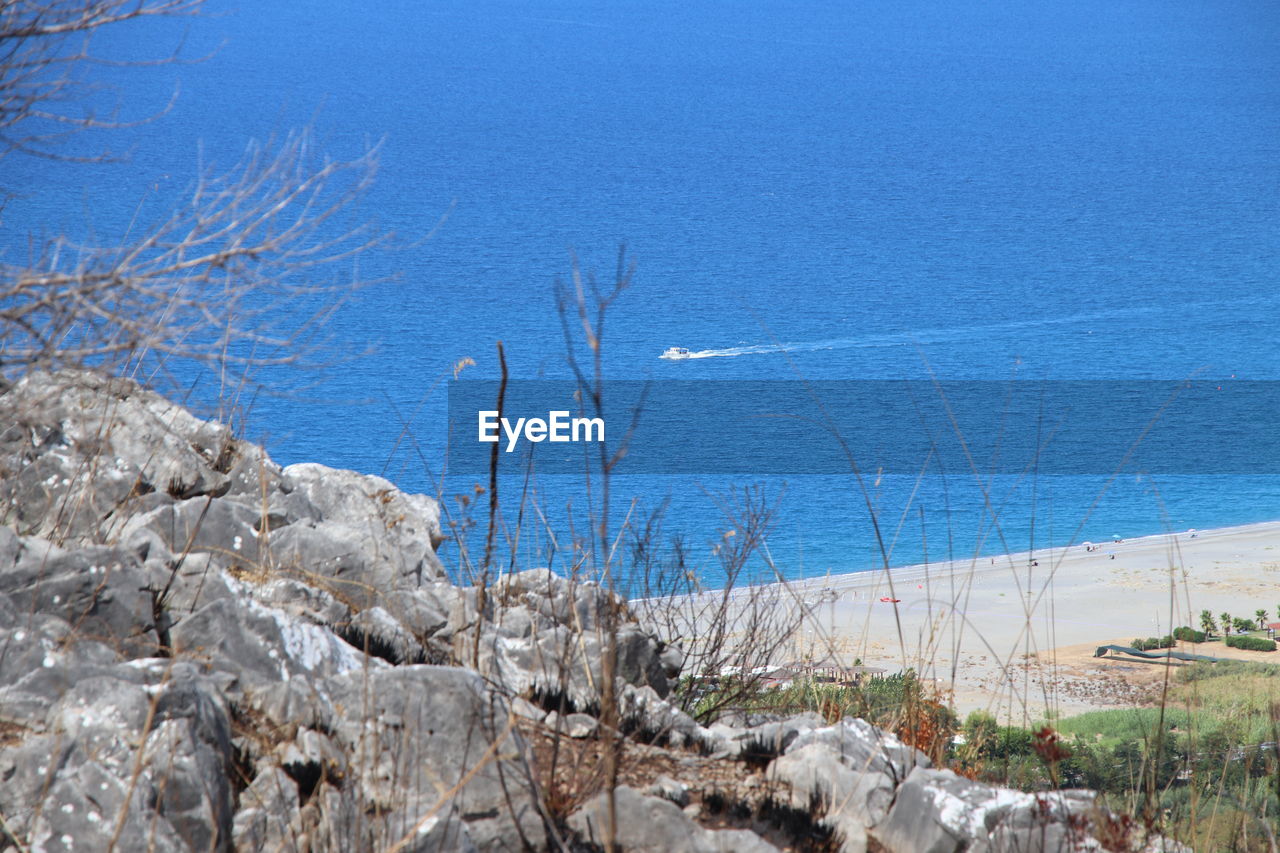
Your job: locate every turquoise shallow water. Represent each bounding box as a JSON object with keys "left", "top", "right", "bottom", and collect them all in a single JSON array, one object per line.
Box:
[{"left": 5, "top": 0, "right": 1280, "bottom": 584}]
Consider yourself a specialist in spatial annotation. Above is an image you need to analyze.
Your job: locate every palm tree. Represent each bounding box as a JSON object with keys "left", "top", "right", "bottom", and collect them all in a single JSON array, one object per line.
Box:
[
  {"left": 1221, "top": 612, "right": 1232, "bottom": 636},
  {"left": 1256, "top": 609, "right": 1268, "bottom": 630},
  {"left": 1200, "top": 610, "right": 1216, "bottom": 637}
]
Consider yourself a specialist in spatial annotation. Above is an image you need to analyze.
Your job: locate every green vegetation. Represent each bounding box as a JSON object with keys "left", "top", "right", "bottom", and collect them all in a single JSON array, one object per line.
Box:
[
  {"left": 1131, "top": 635, "right": 1174, "bottom": 651},
  {"left": 704, "top": 657, "right": 1280, "bottom": 849},
  {"left": 1200, "top": 609, "right": 1218, "bottom": 636},
  {"left": 1225, "top": 634, "right": 1276, "bottom": 652},
  {"left": 952, "top": 660, "right": 1280, "bottom": 850},
  {"left": 1173, "top": 626, "right": 1206, "bottom": 644}
]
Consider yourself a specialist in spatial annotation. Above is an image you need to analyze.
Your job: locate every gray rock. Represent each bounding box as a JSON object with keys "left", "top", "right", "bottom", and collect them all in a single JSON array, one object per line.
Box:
[
  {"left": 46, "top": 676, "right": 154, "bottom": 774},
  {"left": 27, "top": 759, "right": 187, "bottom": 853},
  {"left": 971, "top": 789, "right": 1095, "bottom": 853},
  {"left": 544, "top": 711, "right": 599, "bottom": 738},
  {"left": 871, "top": 767, "right": 1036, "bottom": 853},
  {"left": 787, "top": 717, "right": 930, "bottom": 782},
  {"left": 123, "top": 496, "right": 268, "bottom": 572},
  {"left": 301, "top": 783, "right": 479, "bottom": 853},
  {"left": 617, "top": 684, "right": 702, "bottom": 747},
  {"left": 338, "top": 605, "right": 425, "bottom": 665},
  {"left": 220, "top": 442, "right": 289, "bottom": 503},
  {"left": 658, "top": 642, "right": 685, "bottom": 679},
  {"left": 145, "top": 716, "right": 234, "bottom": 851},
  {"left": 325, "top": 665, "right": 544, "bottom": 852},
  {"left": 1, "top": 544, "right": 160, "bottom": 657},
  {"left": 476, "top": 625, "right": 578, "bottom": 704},
  {"left": 99, "top": 491, "right": 179, "bottom": 543},
  {"left": 0, "top": 526, "right": 66, "bottom": 573},
  {"left": 490, "top": 602, "right": 538, "bottom": 638},
  {"left": 0, "top": 611, "right": 75, "bottom": 690},
  {"left": 146, "top": 551, "right": 236, "bottom": 615},
  {"left": 647, "top": 775, "right": 690, "bottom": 807},
  {"left": 231, "top": 766, "right": 302, "bottom": 853},
  {"left": 0, "top": 371, "right": 234, "bottom": 543},
  {"left": 966, "top": 788, "right": 1192, "bottom": 853},
  {"left": 265, "top": 521, "right": 380, "bottom": 606},
  {"left": 245, "top": 678, "right": 337, "bottom": 733},
  {"left": 397, "top": 582, "right": 472, "bottom": 640},
  {"left": 568, "top": 786, "right": 779, "bottom": 853},
  {"left": 0, "top": 452, "right": 131, "bottom": 541},
  {"left": 0, "top": 524, "right": 22, "bottom": 570},
  {"left": 614, "top": 626, "right": 673, "bottom": 698},
  {"left": 492, "top": 568, "right": 624, "bottom": 632},
  {"left": 0, "top": 631, "right": 123, "bottom": 723},
  {"left": 509, "top": 696, "right": 547, "bottom": 723},
  {"left": 282, "top": 463, "right": 445, "bottom": 584},
  {"left": 276, "top": 727, "right": 347, "bottom": 783},
  {"left": 768, "top": 743, "right": 895, "bottom": 853},
  {"left": 712, "top": 829, "right": 785, "bottom": 853},
  {"left": 703, "top": 712, "right": 824, "bottom": 759},
  {"left": 0, "top": 588, "right": 16, "bottom": 625},
  {"left": 169, "top": 594, "right": 378, "bottom": 695},
  {"left": 478, "top": 623, "right": 671, "bottom": 711},
  {"left": 0, "top": 663, "right": 235, "bottom": 852},
  {"left": 0, "top": 733, "right": 65, "bottom": 840},
  {"left": 251, "top": 576, "right": 352, "bottom": 629}
]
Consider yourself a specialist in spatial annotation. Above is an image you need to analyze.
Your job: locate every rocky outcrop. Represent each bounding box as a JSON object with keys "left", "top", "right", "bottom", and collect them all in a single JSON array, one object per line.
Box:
[
  {"left": 0, "top": 372, "right": 1190, "bottom": 852},
  {"left": 568, "top": 786, "right": 781, "bottom": 852}
]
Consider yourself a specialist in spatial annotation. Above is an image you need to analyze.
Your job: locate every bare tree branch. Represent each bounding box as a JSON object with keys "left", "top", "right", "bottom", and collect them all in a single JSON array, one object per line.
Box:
[
  {"left": 1, "top": 0, "right": 205, "bottom": 163},
  {"left": 1, "top": 129, "right": 388, "bottom": 390}
]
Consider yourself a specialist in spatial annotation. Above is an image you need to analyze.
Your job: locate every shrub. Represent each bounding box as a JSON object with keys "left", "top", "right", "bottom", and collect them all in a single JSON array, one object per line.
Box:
[
  {"left": 1173, "top": 626, "right": 1206, "bottom": 644},
  {"left": 1225, "top": 634, "right": 1276, "bottom": 652},
  {"left": 970, "top": 724, "right": 1038, "bottom": 760},
  {"left": 1132, "top": 636, "right": 1174, "bottom": 651}
]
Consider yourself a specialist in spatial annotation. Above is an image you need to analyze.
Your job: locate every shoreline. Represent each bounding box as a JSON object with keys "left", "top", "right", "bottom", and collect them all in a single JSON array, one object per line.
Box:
[
  {"left": 778, "top": 517, "right": 1280, "bottom": 717},
  {"left": 790, "top": 517, "right": 1280, "bottom": 596}
]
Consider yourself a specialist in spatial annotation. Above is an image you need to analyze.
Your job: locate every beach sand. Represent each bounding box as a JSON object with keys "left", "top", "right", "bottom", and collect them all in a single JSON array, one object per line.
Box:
[{"left": 787, "top": 520, "right": 1280, "bottom": 721}]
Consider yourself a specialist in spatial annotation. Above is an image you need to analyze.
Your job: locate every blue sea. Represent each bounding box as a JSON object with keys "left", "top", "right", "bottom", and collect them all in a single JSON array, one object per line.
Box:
[{"left": 6, "top": 0, "right": 1280, "bottom": 587}]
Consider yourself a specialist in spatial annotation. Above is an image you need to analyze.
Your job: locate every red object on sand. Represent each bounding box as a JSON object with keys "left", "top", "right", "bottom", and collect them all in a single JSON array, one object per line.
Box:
[{"left": 879, "top": 596, "right": 901, "bottom": 603}]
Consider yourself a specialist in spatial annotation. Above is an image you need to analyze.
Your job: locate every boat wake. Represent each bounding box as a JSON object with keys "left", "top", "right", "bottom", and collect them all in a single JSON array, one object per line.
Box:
[
  {"left": 662, "top": 299, "right": 1262, "bottom": 362},
  {"left": 663, "top": 337, "right": 901, "bottom": 360}
]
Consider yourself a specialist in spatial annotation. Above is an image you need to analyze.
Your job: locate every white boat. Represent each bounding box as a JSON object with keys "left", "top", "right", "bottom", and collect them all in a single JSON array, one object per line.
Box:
[{"left": 660, "top": 346, "right": 692, "bottom": 360}]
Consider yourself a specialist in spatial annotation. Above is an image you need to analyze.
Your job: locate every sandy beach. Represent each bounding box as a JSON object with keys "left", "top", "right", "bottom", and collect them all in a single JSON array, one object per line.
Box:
[{"left": 787, "top": 520, "right": 1280, "bottom": 720}]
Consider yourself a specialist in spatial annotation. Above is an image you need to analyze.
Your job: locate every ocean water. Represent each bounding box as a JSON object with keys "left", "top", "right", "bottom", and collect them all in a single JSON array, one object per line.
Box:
[{"left": 6, "top": 0, "right": 1280, "bottom": 586}]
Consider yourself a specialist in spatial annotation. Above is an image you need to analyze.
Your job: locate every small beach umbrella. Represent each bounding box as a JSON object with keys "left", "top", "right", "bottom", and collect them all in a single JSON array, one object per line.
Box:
[{"left": 1112, "top": 534, "right": 1121, "bottom": 541}]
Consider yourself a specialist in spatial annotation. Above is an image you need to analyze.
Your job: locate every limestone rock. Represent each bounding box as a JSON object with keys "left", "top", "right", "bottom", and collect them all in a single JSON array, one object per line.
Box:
[
  {"left": 544, "top": 710, "right": 599, "bottom": 738},
  {"left": 568, "top": 786, "right": 780, "bottom": 853},
  {"left": 282, "top": 462, "right": 446, "bottom": 586},
  {"left": 0, "top": 544, "right": 159, "bottom": 657},
  {"left": 326, "top": 665, "right": 545, "bottom": 852},
  {"left": 0, "top": 370, "right": 234, "bottom": 542},
  {"left": 169, "top": 594, "right": 379, "bottom": 696},
  {"left": 232, "top": 766, "right": 302, "bottom": 853}
]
